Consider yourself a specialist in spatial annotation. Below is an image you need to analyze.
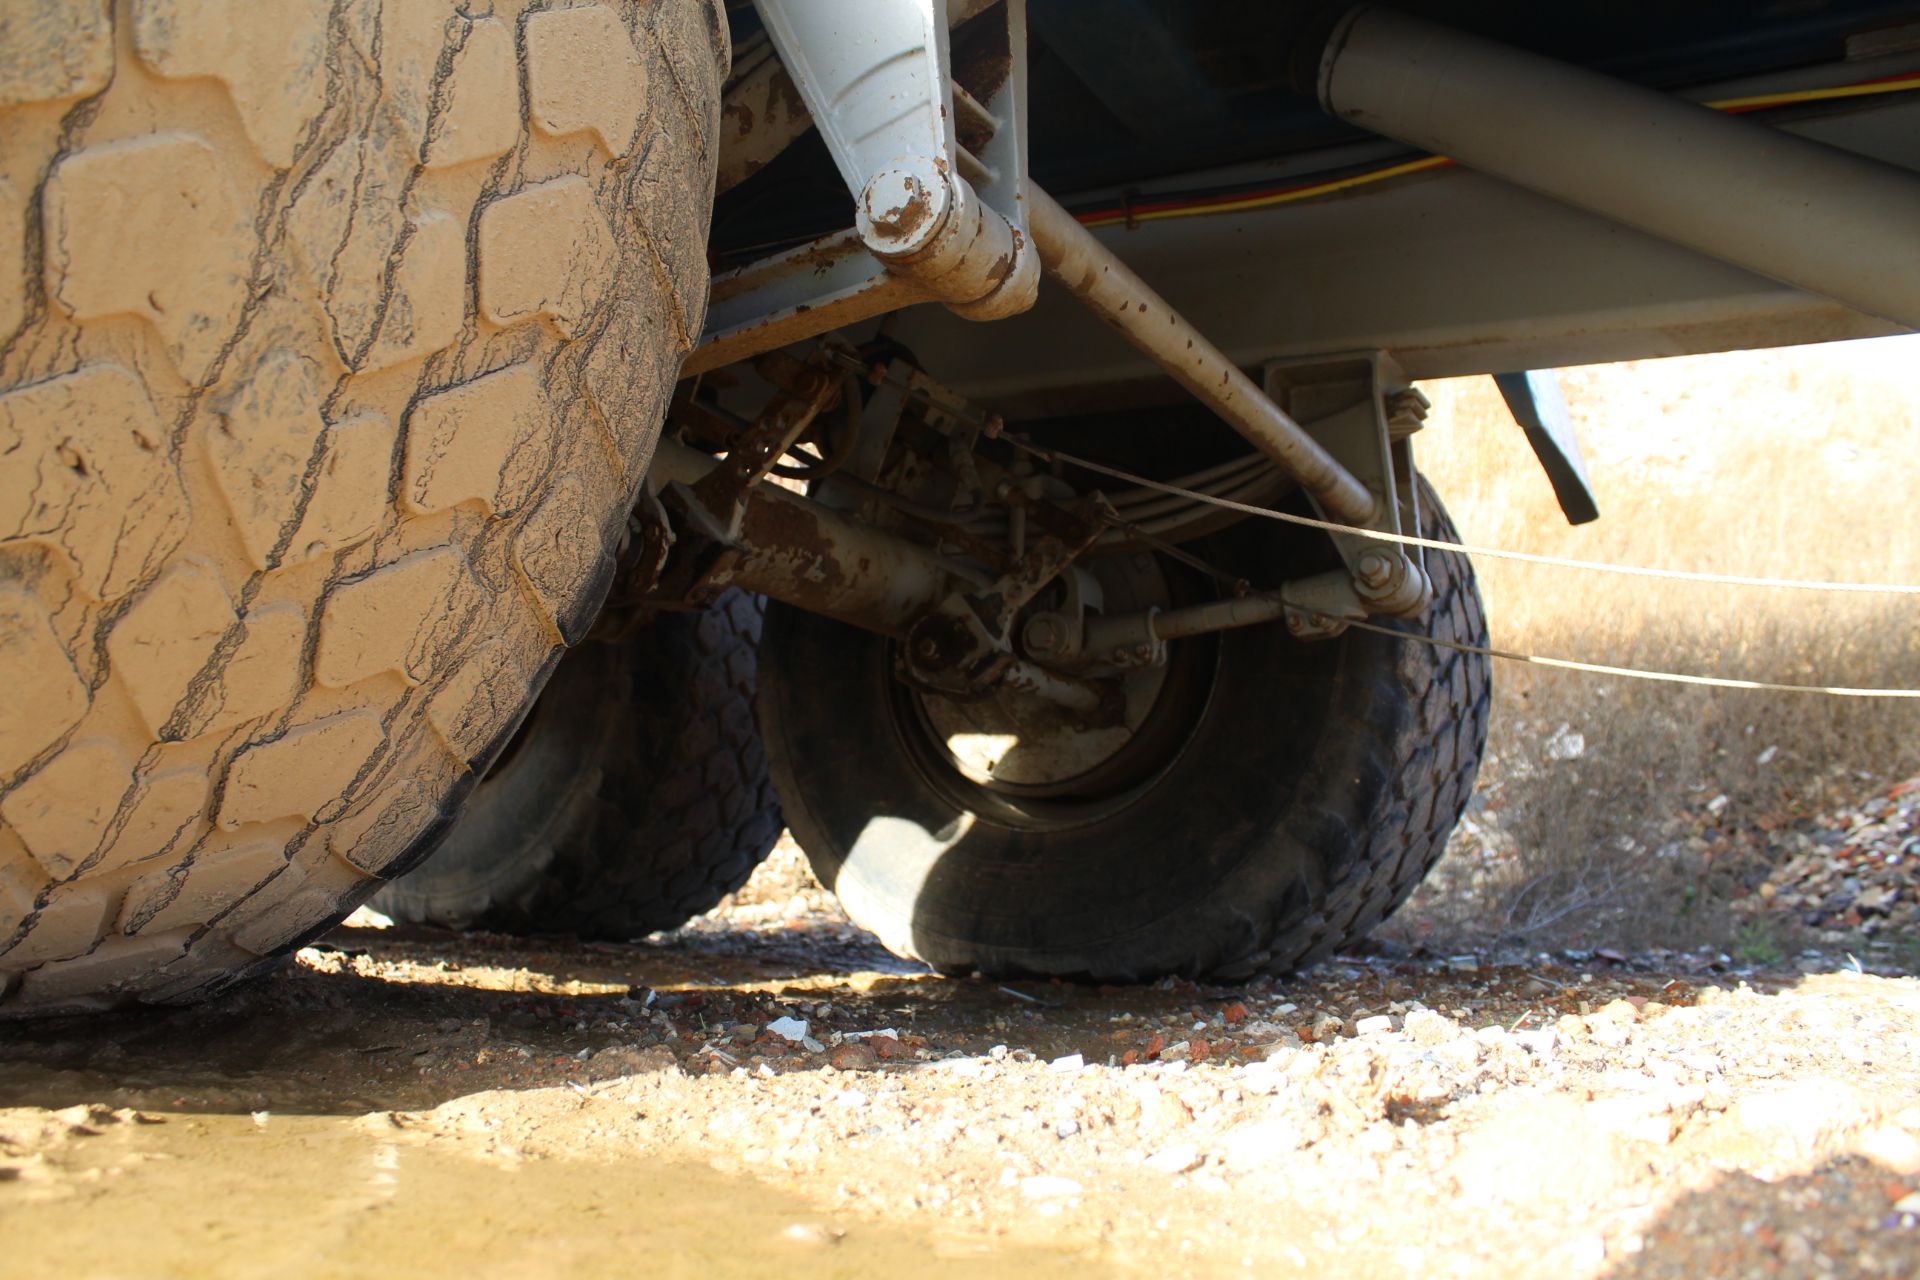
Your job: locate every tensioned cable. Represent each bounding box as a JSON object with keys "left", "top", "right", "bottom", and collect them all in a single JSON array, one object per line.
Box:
[
  {"left": 1000, "top": 439, "right": 1919, "bottom": 698},
  {"left": 1007, "top": 440, "right": 1920, "bottom": 596},
  {"left": 1345, "top": 621, "right": 1920, "bottom": 699}
]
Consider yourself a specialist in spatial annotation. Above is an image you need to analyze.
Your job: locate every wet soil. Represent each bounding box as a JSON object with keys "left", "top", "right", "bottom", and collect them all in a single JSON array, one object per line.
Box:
[{"left": 3, "top": 862, "right": 1919, "bottom": 1279}]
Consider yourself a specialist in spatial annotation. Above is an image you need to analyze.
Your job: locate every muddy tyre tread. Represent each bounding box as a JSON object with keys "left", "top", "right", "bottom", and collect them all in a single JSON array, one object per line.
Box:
[
  {"left": 0, "top": 0, "right": 727, "bottom": 1015},
  {"left": 372, "top": 592, "right": 782, "bottom": 938},
  {"left": 1223, "top": 511, "right": 1491, "bottom": 976}
]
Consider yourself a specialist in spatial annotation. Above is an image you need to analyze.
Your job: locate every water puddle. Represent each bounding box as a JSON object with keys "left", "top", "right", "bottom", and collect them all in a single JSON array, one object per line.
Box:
[{"left": 2, "top": 1109, "right": 1110, "bottom": 1279}]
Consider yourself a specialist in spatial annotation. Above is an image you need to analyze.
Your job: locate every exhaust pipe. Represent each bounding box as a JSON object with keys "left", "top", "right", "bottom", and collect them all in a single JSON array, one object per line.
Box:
[{"left": 1314, "top": 6, "right": 1920, "bottom": 329}]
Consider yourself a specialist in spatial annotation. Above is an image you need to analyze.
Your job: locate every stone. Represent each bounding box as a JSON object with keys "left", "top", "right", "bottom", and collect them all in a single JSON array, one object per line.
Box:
[
  {"left": 1018, "top": 1175, "right": 1082, "bottom": 1201},
  {"left": 1221, "top": 1118, "right": 1308, "bottom": 1167},
  {"left": 826, "top": 1042, "right": 878, "bottom": 1071},
  {"left": 1856, "top": 1126, "right": 1920, "bottom": 1177},
  {"left": 1718, "top": 1080, "right": 1878, "bottom": 1162},
  {"left": 1143, "top": 1143, "right": 1203, "bottom": 1174},
  {"left": 1451, "top": 1096, "right": 1646, "bottom": 1207},
  {"left": 1405, "top": 1008, "right": 1462, "bottom": 1045},
  {"left": 765, "top": 1015, "right": 809, "bottom": 1043}
]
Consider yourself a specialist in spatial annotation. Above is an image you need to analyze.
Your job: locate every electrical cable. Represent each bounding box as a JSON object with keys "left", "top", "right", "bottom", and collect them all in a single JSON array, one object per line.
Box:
[
  {"left": 1070, "top": 71, "right": 1920, "bottom": 230},
  {"left": 709, "top": 71, "right": 1920, "bottom": 265}
]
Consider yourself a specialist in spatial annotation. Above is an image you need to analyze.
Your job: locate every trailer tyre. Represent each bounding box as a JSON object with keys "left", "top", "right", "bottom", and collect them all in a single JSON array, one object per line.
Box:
[
  {"left": 757, "top": 478, "right": 1490, "bottom": 981},
  {"left": 371, "top": 592, "right": 782, "bottom": 937},
  {"left": 0, "top": 0, "right": 729, "bottom": 1014}
]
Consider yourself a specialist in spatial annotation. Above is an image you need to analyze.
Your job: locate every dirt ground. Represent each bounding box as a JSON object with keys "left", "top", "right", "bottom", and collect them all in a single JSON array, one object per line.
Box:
[{"left": 4, "top": 843, "right": 1919, "bottom": 1279}]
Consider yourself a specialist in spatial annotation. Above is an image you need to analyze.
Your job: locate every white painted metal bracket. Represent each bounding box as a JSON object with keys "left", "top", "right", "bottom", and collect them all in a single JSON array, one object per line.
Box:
[
  {"left": 1265, "top": 352, "right": 1433, "bottom": 617},
  {"left": 689, "top": 0, "right": 1036, "bottom": 375}
]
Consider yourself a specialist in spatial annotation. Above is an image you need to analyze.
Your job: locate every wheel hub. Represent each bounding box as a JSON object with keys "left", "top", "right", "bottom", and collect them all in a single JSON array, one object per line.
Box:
[{"left": 907, "top": 551, "right": 1206, "bottom": 804}]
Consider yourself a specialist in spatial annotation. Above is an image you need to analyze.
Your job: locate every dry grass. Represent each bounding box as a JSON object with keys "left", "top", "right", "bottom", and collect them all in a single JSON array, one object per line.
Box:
[{"left": 1387, "top": 335, "right": 1920, "bottom": 953}]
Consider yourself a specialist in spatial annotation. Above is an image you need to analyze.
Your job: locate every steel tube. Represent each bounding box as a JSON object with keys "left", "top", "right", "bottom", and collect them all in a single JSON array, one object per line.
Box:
[
  {"left": 1026, "top": 188, "right": 1379, "bottom": 526},
  {"left": 1319, "top": 6, "right": 1920, "bottom": 329},
  {"left": 1078, "top": 595, "right": 1289, "bottom": 660},
  {"left": 1147, "top": 595, "right": 1289, "bottom": 642},
  {"left": 650, "top": 439, "right": 963, "bottom": 637},
  {"left": 999, "top": 658, "right": 1107, "bottom": 716}
]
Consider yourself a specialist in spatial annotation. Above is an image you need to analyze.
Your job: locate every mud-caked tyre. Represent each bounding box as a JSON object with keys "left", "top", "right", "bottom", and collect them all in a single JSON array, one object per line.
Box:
[
  {"left": 0, "top": 0, "right": 730, "bottom": 1014},
  {"left": 371, "top": 591, "right": 782, "bottom": 937},
  {"left": 758, "top": 478, "right": 1491, "bottom": 981}
]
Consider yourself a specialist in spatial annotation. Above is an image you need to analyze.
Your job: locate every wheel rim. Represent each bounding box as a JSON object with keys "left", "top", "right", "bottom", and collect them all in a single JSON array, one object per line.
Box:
[{"left": 890, "top": 550, "right": 1221, "bottom": 830}]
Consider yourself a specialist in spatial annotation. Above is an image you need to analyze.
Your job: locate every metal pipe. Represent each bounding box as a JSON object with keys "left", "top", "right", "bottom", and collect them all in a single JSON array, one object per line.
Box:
[
  {"left": 650, "top": 438, "right": 964, "bottom": 637},
  {"left": 1026, "top": 188, "right": 1379, "bottom": 526},
  {"left": 1078, "top": 595, "right": 1287, "bottom": 658},
  {"left": 1146, "top": 595, "right": 1288, "bottom": 642},
  {"left": 1318, "top": 6, "right": 1920, "bottom": 329},
  {"left": 999, "top": 657, "right": 1107, "bottom": 716}
]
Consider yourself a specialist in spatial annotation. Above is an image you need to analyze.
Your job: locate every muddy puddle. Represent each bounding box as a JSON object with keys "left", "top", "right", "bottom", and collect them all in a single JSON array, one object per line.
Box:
[
  {"left": 5, "top": 906, "right": 1920, "bottom": 1279},
  {"left": 2, "top": 1106, "right": 1104, "bottom": 1279}
]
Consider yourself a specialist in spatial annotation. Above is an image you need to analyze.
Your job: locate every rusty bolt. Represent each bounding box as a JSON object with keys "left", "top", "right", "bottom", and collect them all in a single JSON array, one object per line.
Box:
[
  {"left": 1356, "top": 551, "right": 1395, "bottom": 589},
  {"left": 1286, "top": 614, "right": 1307, "bottom": 635},
  {"left": 1023, "top": 613, "right": 1067, "bottom": 657}
]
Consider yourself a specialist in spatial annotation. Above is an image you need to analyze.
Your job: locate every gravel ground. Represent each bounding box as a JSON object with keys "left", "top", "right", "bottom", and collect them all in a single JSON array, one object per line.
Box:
[{"left": 3, "top": 841, "right": 1919, "bottom": 1278}]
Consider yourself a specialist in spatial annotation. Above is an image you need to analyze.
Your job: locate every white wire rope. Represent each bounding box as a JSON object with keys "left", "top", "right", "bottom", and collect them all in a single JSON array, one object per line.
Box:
[
  {"left": 1017, "top": 442, "right": 1920, "bottom": 596},
  {"left": 1007, "top": 439, "right": 1920, "bottom": 699},
  {"left": 1345, "top": 621, "right": 1920, "bottom": 699}
]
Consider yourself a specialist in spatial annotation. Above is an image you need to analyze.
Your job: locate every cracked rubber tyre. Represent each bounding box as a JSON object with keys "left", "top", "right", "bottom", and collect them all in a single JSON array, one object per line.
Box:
[
  {"left": 370, "top": 591, "right": 781, "bottom": 937},
  {"left": 0, "top": 0, "right": 728, "bottom": 1014},
  {"left": 757, "top": 477, "right": 1491, "bottom": 981}
]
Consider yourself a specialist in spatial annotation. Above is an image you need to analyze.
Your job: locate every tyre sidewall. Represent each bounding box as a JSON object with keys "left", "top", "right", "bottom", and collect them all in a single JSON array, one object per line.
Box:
[{"left": 369, "top": 640, "right": 623, "bottom": 928}]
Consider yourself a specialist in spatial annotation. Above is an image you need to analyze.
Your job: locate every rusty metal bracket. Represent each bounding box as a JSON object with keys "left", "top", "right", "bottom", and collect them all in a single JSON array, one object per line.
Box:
[
  {"left": 1264, "top": 351, "right": 1432, "bottom": 618},
  {"left": 901, "top": 494, "right": 1119, "bottom": 717},
  {"left": 645, "top": 349, "right": 848, "bottom": 609},
  {"left": 688, "top": 349, "right": 845, "bottom": 538}
]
